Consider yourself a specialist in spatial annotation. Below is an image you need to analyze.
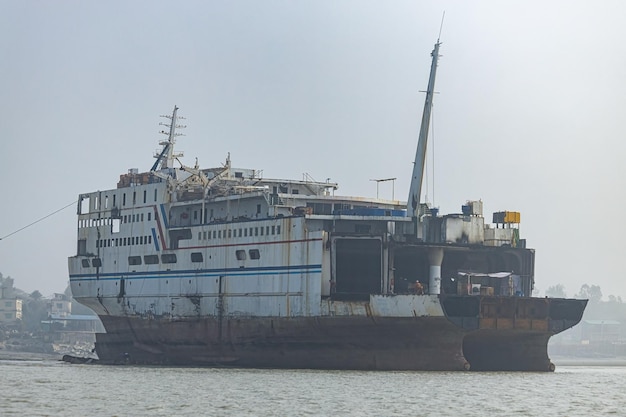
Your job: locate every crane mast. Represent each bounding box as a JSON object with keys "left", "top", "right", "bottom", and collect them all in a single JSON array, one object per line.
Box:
[{"left": 407, "top": 41, "right": 441, "bottom": 219}]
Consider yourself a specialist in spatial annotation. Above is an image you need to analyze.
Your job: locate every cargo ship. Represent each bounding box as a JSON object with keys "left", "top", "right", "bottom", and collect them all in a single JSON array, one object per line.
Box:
[{"left": 68, "top": 41, "right": 586, "bottom": 371}]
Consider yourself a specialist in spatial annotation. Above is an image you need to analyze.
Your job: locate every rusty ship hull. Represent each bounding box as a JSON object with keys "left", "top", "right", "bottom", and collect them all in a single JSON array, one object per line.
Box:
[{"left": 90, "top": 295, "right": 586, "bottom": 371}]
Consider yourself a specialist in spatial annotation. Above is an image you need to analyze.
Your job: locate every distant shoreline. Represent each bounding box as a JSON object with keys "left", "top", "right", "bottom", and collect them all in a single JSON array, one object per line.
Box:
[
  {"left": 0, "top": 350, "right": 63, "bottom": 362},
  {"left": 2, "top": 350, "right": 625, "bottom": 368},
  {"left": 553, "top": 357, "right": 626, "bottom": 367}
]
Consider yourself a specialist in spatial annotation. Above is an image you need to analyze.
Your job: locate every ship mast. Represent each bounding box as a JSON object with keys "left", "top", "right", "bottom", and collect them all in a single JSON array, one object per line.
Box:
[
  {"left": 151, "top": 105, "right": 185, "bottom": 171},
  {"left": 407, "top": 40, "right": 441, "bottom": 219}
]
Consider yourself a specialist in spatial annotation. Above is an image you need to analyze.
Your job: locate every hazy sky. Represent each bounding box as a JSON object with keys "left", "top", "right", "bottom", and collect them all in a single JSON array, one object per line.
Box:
[{"left": 1, "top": 1, "right": 625, "bottom": 299}]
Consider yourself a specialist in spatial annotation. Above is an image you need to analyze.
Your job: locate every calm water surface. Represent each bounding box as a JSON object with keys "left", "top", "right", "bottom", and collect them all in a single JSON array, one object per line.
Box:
[{"left": 0, "top": 360, "right": 623, "bottom": 416}]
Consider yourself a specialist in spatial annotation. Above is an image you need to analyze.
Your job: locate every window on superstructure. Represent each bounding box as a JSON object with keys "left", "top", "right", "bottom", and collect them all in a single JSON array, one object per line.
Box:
[
  {"left": 92, "top": 258, "right": 102, "bottom": 267},
  {"left": 249, "top": 249, "right": 260, "bottom": 260},
  {"left": 228, "top": 229, "right": 232, "bottom": 238},
  {"left": 81, "top": 259, "right": 90, "bottom": 268},
  {"left": 94, "top": 196, "right": 99, "bottom": 210},
  {"left": 148, "top": 235, "right": 152, "bottom": 244},
  {"left": 255, "top": 227, "right": 258, "bottom": 236},
  {"left": 143, "top": 190, "right": 147, "bottom": 204},
  {"left": 105, "top": 196, "right": 109, "bottom": 209},
  {"left": 141, "top": 213, "right": 144, "bottom": 221},
  {"left": 133, "top": 191, "right": 136, "bottom": 205},
  {"left": 266, "top": 226, "right": 270, "bottom": 235},
  {"left": 128, "top": 256, "right": 142, "bottom": 266},
  {"left": 113, "top": 195, "right": 116, "bottom": 207},
  {"left": 112, "top": 218, "right": 121, "bottom": 234},
  {"left": 194, "top": 211, "right": 198, "bottom": 221},
  {"left": 292, "top": 189, "right": 299, "bottom": 194},
  {"left": 218, "top": 230, "right": 222, "bottom": 239},
  {"left": 148, "top": 212, "right": 151, "bottom": 221},
  {"left": 203, "top": 231, "right": 207, "bottom": 240},
  {"left": 144, "top": 255, "right": 159, "bottom": 265},
  {"left": 256, "top": 204, "right": 261, "bottom": 214},
  {"left": 198, "top": 232, "right": 202, "bottom": 240},
  {"left": 244, "top": 228, "right": 248, "bottom": 237},
  {"left": 271, "top": 225, "right": 275, "bottom": 235},
  {"left": 79, "top": 196, "right": 90, "bottom": 214},
  {"left": 78, "top": 239, "right": 87, "bottom": 255},
  {"left": 236, "top": 250, "right": 246, "bottom": 260},
  {"left": 238, "top": 229, "right": 242, "bottom": 238},
  {"left": 213, "top": 231, "right": 216, "bottom": 239},
  {"left": 123, "top": 193, "right": 126, "bottom": 206},
  {"left": 161, "top": 254, "right": 177, "bottom": 264},
  {"left": 277, "top": 225, "right": 281, "bottom": 235},
  {"left": 260, "top": 227, "right": 264, "bottom": 236},
  {"left": 191, "top": 252, "right": 203, "bottom": 263},
  {"left": 154, "top": 189, "right": 157, "bottom": 201}
]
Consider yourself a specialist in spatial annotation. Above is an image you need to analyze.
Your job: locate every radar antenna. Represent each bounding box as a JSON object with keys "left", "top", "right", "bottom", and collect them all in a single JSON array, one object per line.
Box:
[{"left": 151, "top": 106, "right": 186, "bottom": 171}]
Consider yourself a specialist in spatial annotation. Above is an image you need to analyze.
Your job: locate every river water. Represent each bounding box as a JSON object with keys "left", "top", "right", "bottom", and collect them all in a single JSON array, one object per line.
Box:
[{"left": 0, "top": 359, "right": 623, "bottom": 416}]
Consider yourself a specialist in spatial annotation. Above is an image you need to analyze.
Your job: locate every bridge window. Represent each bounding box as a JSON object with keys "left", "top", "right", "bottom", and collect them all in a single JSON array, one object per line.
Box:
[
  {"left": 161, "top": 254, "right": 177, "bottom": 264},
  {"left": 144, "top": 255, "right": 159, "bottom": 265}
]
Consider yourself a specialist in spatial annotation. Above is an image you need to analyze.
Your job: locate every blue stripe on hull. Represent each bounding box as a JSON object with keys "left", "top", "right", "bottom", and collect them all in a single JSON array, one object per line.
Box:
[
  {"left": 151, "top": 227, "right": 160, "bottom": 251},
  {"left": 70, "top": 264, "right": 322, "bottom": 281}
]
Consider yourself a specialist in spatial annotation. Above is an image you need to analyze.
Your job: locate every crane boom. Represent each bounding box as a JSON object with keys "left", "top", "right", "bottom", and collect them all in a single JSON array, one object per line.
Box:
[{"left": 407, "top": 41, "right": 441, "bottom": 218}]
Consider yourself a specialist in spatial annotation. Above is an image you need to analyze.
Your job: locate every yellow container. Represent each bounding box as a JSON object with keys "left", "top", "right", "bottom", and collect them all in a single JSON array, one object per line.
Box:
[{"left": 503, "top": 211, "right": 520, "bottom": 223}]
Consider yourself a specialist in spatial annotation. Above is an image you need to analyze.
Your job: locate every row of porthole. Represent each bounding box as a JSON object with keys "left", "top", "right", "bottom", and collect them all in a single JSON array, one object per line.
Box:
[
  {"left": 198, "top": 225, "right": 281, "bottom": 241},
  {"left": 81, "top": 249, "right": 261, "bottom": 268},
  {"left": 96, "top": 235, "right": 152, "bottom": 248}
]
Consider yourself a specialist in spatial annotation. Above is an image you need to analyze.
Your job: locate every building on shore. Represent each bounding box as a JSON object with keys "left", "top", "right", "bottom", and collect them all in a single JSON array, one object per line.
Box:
[{"left": 0, "top": 277, "right": 22, "bottom": 323}]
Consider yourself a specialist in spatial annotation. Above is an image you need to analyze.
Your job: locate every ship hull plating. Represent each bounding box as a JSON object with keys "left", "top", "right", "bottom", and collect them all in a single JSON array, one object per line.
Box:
[
  {"left": 95, "top": 315, "right": 469, "bottom": 370},
  {"left": 91, "top": 304, "right": 583, "bottom": 372}
]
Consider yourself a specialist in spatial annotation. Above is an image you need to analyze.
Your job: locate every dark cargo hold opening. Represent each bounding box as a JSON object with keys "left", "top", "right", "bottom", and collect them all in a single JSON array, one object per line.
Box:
[{"left": 333, "top": 238, "right": 382, "bottom": 300}]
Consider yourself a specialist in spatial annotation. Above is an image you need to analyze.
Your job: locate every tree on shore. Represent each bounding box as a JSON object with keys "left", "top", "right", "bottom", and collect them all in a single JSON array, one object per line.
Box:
[
  {"left": 576, "top": 284, "right": 603, "bottom": 303},
  {"left": 545, "top": 284, "right": 567, "bottom": 298}
]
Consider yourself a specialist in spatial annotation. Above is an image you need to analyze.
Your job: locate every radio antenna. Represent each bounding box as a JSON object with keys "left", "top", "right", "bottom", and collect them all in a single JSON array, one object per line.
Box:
[{"left": 438, "top": 12, "right": 445, "bottom": 41}]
